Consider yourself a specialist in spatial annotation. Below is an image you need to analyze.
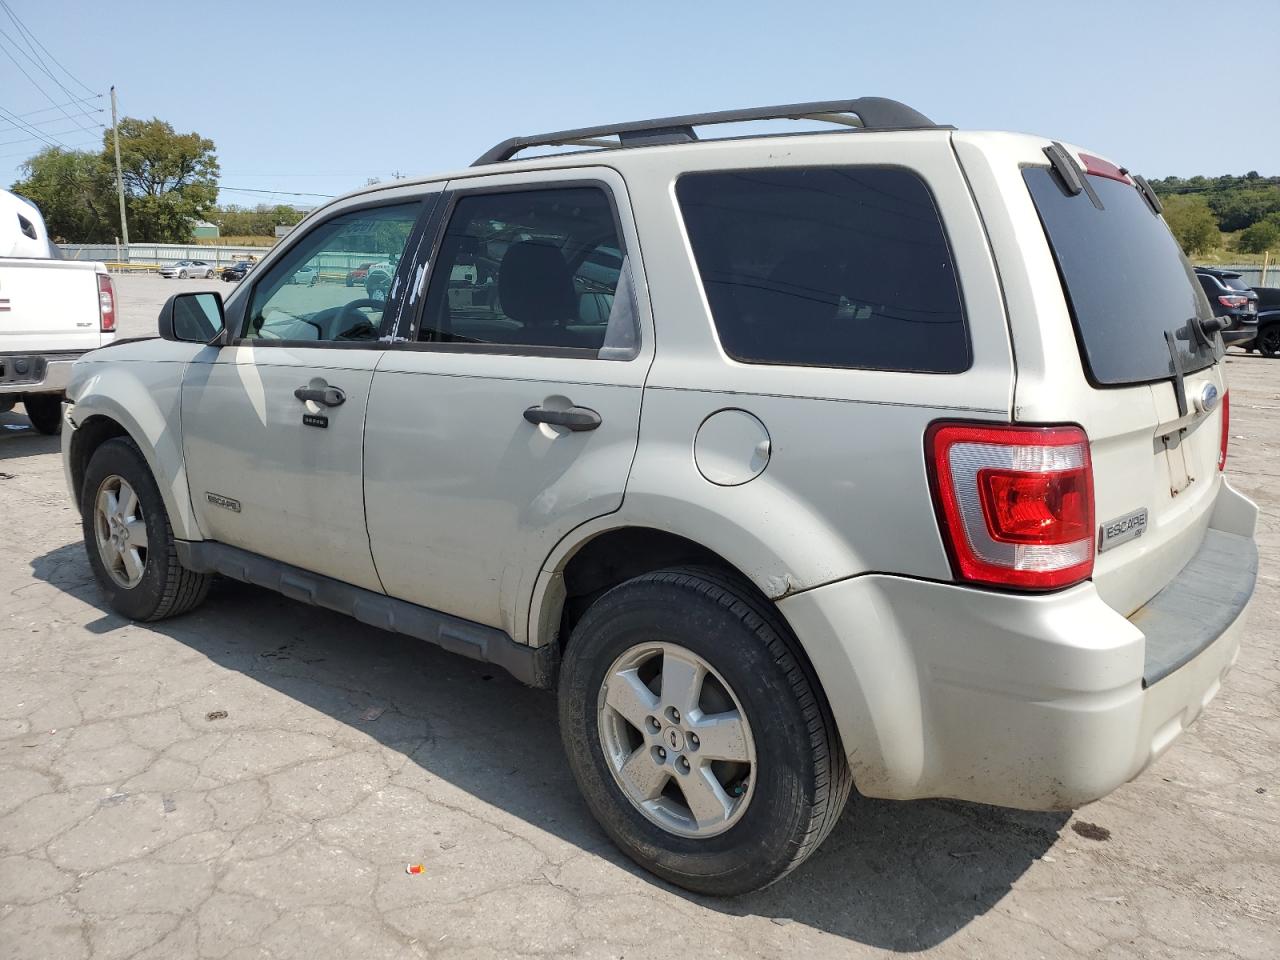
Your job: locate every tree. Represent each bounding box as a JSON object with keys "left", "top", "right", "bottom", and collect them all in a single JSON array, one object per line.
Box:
[
  {"left": 112, "top": 118, "right": 219, "bottom": 242},
  {"left": 9, "top": 147, "right": 116, "bottom": 243},
  {"left": 1238, "top": 217, "right": 1280, "bottom": 254},
  {"left": 1161, "top": 195, "right": 1220, "bottom": 255},
  {"left": 210, "top": 203, "right": 304, "bottom": 238},
  {"left": 8, "top": 117, "right": 220, "bottom": 243}
]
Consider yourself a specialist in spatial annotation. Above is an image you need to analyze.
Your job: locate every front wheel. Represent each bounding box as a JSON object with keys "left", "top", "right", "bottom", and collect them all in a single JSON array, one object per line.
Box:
[
  {"left": 559, "top": 567, "right": 851, "bottom": 895},
  {"left": 23, "top": 394, "right": 62, "bottom": 435},
  {"left": 81, "top": 437, "right": 211, "bottom": 621},
  {"left": 1257, "top": 325, "right": 1280, "bottom": 359},
  {"left": 205, "top": 269, "right": 214, "bottom": 279},
  {"left": 178, "top": 270, "right": 188, "bottom": 279}
]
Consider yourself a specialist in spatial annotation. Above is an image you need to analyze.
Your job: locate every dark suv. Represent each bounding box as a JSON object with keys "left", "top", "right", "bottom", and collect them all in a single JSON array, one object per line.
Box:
[
  {"left": 1251, "top": 286, "right": 1280, "bottom": 357},
  {"left": 1194, "top": 267, "right": 1258, "bottom": 347}
]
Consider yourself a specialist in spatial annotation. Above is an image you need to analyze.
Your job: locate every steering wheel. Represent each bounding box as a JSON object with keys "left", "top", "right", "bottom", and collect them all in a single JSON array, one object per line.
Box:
[{"left": 333, "top": 298, "right": 386, "bottom": 340}]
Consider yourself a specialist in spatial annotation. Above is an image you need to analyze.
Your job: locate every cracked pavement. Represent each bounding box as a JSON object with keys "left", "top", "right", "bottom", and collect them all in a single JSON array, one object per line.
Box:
[{"left": 1, "top": 277, "right": 1277, "bottom": 958}]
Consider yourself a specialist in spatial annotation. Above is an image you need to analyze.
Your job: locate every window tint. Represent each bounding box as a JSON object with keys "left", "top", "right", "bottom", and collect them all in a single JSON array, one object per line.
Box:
[
  {"left": 675, "top": 167, "right": 968, "bottom": 373},
  {"left": 1221, "top": 275, "right": 1251, "bottom": 292},
  {"left": 244, "top": 203, "right": 420, "bottom": 342},
  {"left": 417, "top": 187, "right": 636, "bottom": 355},
  {"left": 1024, "top": 168, "right": 1218, "bottom": 385}
]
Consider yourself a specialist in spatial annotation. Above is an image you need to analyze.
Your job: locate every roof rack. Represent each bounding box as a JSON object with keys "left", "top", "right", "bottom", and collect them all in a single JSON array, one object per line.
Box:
[{"left": 472, "top": 97, "right": 944, "bottom": 166}]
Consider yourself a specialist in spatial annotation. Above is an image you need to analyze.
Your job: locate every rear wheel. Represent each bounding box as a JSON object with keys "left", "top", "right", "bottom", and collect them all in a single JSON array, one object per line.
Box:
[
  {"left": 205, "top": 269, "right": 214, "bottom": 279},
  {"left": 558, "top": 567, "right": 851, "bottom": 895},
  {"left": 1258, "top": 324, "right": 1280, "bottom": 358},
  {"left": 23, "top": 395, "right": 62, "bottom": 435},
  {"left": 81, "top": 437, "right": 211, "bottom": 621}
]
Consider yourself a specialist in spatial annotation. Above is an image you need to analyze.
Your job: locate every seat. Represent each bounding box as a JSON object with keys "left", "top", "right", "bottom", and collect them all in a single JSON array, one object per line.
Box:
[{"left": 496, "top": 241, "right": 590, "bottom": 348}]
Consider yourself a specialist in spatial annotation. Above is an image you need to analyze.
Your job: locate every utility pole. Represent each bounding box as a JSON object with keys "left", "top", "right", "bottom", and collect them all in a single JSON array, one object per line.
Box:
[{"left": 110, "top": 86, "right": 130, "bottom": 259}]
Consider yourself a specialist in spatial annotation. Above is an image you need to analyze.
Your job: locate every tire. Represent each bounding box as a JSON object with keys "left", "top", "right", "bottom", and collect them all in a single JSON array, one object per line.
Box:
[
  {"left": 559, "top": 567, "right": 851, "bottom": 896},
  {"left": 23, "top": 394, "right": 62, "bottom": 435},
  {"left": 345, "top": 277, "right": 353, "bottom": 287},
  {"left": 81, "top": 437, "right": 211, "bottom": 622},
  {"left": 178, "top": 270, "right": 188, "bottom": 279},
  {"left": 1258, "top": 324, "right": 1280, "bottom": 359},
  {"left": 205, "top": 269, "right": 214, "bottom": 279}
]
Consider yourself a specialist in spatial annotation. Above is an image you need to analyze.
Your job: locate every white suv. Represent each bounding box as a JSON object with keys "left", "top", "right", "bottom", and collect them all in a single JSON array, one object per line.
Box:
[{"left": 61, "top": 98, "right": 1259, "bottom": 895}]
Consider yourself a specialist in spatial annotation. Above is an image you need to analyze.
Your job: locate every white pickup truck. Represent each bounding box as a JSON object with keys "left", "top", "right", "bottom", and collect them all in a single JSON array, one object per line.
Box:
[{"left": 1, "top": 189, "right": 116, "bottom": 434}]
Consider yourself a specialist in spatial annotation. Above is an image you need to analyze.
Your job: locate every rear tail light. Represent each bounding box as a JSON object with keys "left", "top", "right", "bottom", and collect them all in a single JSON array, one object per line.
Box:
[
  {"left": 927, "top": 423, "right": 1095, "bottom": 591},
  {"left": 98, "top": 273, "right": 116, "bottom": 332},
  {"left": 1219, "top": 391, "right": 1230, "bottom": 471},
  {"left": 1218, "top": 295, "right": 1248, "bottom": 309}
]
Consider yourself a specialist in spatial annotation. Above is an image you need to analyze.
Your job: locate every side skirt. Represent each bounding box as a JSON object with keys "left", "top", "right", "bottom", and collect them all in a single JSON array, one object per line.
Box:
[{"left": 175, "top": 540, "right": 556, "bottom": 688}]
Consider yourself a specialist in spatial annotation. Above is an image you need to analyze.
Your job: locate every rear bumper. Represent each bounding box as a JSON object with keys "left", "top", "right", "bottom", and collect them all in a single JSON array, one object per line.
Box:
[
  {"left": 0, "top": 353, "right": 84, "bottom": 395},
  {"left": 778, "top": 480, "right": 1259, "bottom": 810}
]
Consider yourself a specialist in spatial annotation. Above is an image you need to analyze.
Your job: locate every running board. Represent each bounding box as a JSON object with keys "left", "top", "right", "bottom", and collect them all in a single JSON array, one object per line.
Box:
[{"left": 175, "top": 540, "right": 555, "bottom": 688}]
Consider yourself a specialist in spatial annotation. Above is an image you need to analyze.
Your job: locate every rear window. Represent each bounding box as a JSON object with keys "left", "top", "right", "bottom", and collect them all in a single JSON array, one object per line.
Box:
[
  {"left": 676, "top": 166, "right": 969, "bottom": 373},
  {"left": 1221, "top": 276, "right": 1251, "bottom": 293},
  {"left": 1024, "top": 167, "right": 1218, "bottom": 385}
]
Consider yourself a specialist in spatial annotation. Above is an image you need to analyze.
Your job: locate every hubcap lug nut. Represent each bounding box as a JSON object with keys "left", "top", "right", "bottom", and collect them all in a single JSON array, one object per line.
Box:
[{"left": 666, "top": 707, "right": 681, "bottom": 724}]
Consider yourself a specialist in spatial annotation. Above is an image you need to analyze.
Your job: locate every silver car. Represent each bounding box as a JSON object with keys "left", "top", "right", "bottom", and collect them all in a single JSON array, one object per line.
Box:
[
  {"left": 158, "top": 259, "right": 215, "bottom": 279},
  {"left": 61, "top": 97, "right": 1258, "bottom": 896}
]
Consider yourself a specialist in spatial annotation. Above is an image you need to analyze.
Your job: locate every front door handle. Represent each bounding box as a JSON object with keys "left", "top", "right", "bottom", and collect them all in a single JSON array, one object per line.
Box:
[
  {"left": 523, "top": 404, "right": 602, "bottom": 432},
  {"left": 294, "top": 384, "right": 346, "bottom": 407}
]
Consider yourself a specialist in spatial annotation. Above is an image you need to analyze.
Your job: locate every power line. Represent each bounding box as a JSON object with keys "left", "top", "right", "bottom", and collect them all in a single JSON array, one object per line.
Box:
[
  {"left": 0, "top": 136, "right": 98, "bottom": 161},
  {"left": 13, "top": 93, "right": 102, "bottom": 120},
  {"left": 220, "top": 186, "right": 336, "bottom": 198},
  {"left": 0, "top": 125, "right": 98, "bottom": 147},
  {"left": 0, "top": 0, "right": 96, "bottom": 97},
  {"left": 0, "top": 103, "right": 62, "bottom": 149},
  {"left": 0, "top": 33, "right": 102, "bottom": 139}
]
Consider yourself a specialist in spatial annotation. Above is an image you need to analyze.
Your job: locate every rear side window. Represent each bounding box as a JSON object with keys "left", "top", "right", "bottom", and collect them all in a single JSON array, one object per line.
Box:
[
  {"left": 676, "top": 166, "right": 969, "bottom": 373},
  {"left": 1024, "top": 168, "right": 1218, "bottom": 385}
]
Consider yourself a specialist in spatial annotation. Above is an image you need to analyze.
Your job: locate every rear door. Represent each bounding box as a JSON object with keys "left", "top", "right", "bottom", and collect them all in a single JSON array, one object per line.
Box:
[
  {"left": 362, "top": 167, "right": 652, "bottom": 637},
  {"left": 955, "top": 135, "right": 1227, "bottom": 616},
  {"left": 0, "top": 259, "right": 103, "bottom": 353}
]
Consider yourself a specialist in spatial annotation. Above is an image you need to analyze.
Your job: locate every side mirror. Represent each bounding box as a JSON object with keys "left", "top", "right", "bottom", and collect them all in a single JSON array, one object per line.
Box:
[{"left": 159, "top": 291, "right": 226, "bottom": 344}]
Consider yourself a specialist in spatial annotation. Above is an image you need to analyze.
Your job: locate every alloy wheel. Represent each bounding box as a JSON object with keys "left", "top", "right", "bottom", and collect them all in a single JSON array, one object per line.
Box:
[
  {"left": 597, "top": 641, "right": 756, "bottom": 838},
  {"left": 93, "top": 475, "right": 149, "bottom": 588}
]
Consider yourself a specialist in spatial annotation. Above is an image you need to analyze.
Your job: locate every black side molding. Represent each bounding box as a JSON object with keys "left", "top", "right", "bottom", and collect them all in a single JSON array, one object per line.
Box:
[{"left": 175, "top": 541, "right": 556, "bottom": 688}]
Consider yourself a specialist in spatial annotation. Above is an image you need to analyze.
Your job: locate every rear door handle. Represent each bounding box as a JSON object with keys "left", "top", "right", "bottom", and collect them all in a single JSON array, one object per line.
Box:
[
  {"left": 523, "top": 404, "right": 602, "bottom": 432},
  {"left": 294, "top": 385, "right": 346, "bottom": 407}
]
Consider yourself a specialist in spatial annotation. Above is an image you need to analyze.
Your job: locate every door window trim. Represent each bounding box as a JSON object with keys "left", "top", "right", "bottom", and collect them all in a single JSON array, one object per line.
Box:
[
  {"left": 393, "top": 177, "right": 641, "bottom": 360},
  {"left": 226, "top": 193, "right": 436, "bottom": 350}
]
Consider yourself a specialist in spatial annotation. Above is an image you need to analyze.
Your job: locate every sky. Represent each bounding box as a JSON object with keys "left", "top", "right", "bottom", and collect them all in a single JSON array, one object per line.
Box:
[{"left": 2, "top": 0, "right": 1278, "bottom": 209}]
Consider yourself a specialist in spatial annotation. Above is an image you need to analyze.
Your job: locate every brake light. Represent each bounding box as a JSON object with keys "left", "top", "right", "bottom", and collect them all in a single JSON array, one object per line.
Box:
[
  {"left": 927, "top": 423, "right": 1095, "bottom": 590},
  {"left": 1218, "top": 295, "right": 1248, "bottom": 309},
  {"left": 98, "top": 273, "right": 116, "bottom": 332},
  {"left": 1079, "top": 153, "right": 1132, "bottom": 185},
  {"left": 1219, "top": 391, "right": 1229, "bottom": 471}
]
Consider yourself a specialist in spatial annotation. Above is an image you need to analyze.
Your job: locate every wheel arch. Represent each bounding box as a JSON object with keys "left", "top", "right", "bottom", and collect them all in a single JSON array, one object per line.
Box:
[{"left": 66, "top": 370, "right": 201, "bottom": 541}]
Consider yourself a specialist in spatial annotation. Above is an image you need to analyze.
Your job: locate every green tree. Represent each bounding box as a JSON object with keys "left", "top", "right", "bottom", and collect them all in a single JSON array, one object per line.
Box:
[
  {"left": 10, "top": 147, "right": 116, "bottom": 242},
  {"left": 112, "top": 117, "right": 219, "bottom": 242},
  {"left": 1161, "top": 195, "right": 1220, "bottom": 255},
  {"left": 1238, "top": 217, "right": 1280, "bottom": 254}
]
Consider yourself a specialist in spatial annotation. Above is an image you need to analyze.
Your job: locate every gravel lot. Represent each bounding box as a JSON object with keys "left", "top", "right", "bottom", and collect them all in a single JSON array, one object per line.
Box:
[{"left": 1, "top": 297, "right": 1277, "bottom": 958}]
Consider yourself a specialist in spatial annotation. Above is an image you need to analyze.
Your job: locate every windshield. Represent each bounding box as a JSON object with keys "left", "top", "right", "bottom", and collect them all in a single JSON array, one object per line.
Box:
[{"left": 1024, "top": 167, "right": 1219, "bottom": 385}]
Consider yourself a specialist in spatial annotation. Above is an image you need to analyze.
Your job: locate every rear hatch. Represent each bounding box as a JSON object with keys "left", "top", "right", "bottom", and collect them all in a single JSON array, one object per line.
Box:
[
  {"left": 0, "top": 258, "right": 106, "bottom": 353},
  {"left": 976, "top": 139, "right": 1228, "bottom": 616}
]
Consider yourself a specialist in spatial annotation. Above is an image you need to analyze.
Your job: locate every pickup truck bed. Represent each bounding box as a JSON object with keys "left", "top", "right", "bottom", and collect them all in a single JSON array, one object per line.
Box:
[{"left": 1, "top": 256, "right": 115, "bottom": 433}]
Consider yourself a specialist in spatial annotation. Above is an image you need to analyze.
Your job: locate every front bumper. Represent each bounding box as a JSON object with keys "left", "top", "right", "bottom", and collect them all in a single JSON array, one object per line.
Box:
[
  {"left": 0, "top": 353, "right": 83, "bottom": 395},
  {"left": 778, "top": 480, "right": 1258, "bottom": 810}
]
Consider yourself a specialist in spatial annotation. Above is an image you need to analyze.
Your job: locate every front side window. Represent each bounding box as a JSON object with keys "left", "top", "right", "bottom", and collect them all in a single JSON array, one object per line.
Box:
[
  {"left": 244, "top": 202, "right": 420, "bottom": 342},
  {"left": 417, "top": 186, "right": 636, "bottom": 355},
  {"left": 676, "top": 166, "right": 969, "bottom": 373}
]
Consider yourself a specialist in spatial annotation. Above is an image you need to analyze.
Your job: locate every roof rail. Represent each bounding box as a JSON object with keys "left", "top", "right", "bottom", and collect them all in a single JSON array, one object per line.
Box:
[{"left": 472, "top": 97, "right": 943, "bottom": 166}]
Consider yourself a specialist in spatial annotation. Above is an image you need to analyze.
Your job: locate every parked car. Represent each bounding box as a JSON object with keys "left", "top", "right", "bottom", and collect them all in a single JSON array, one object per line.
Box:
[
  {"left": 290, "top": 265, "right": 318, "bottom": 285},
  {"left": 159, "top": 259, "right": 215, "bottom": 279},
  {"left": 220, "top": 261, "right": 253, "bottom": 282},
  {"left": 1250, "top": 286, "right": 1280, "bottom": 357},
  {"left": 0, "top": 188, "right": 115, "bottom": 434},
  {"left": 1194, "top": 267, "right": 1258, "bottom": 347},
  {"left": 345, "top": 262, "right": 372, "bottom": 287},
  {"left": 61, "top": 98, "right": 1258, "bottom": 896}
]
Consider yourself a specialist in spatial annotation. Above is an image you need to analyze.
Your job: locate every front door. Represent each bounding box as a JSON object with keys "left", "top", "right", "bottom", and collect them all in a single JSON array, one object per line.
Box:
[
  {"left": 181, "top": 196, "right": 431, "bottom": 592},
  {"left": 363, "top": 171, "right": 653, "bottom": 636}
]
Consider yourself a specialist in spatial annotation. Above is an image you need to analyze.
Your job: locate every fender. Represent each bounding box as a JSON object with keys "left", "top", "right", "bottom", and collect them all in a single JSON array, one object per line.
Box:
[{"left": 63, "top": 341, "right": 211, "bottom": 542}]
